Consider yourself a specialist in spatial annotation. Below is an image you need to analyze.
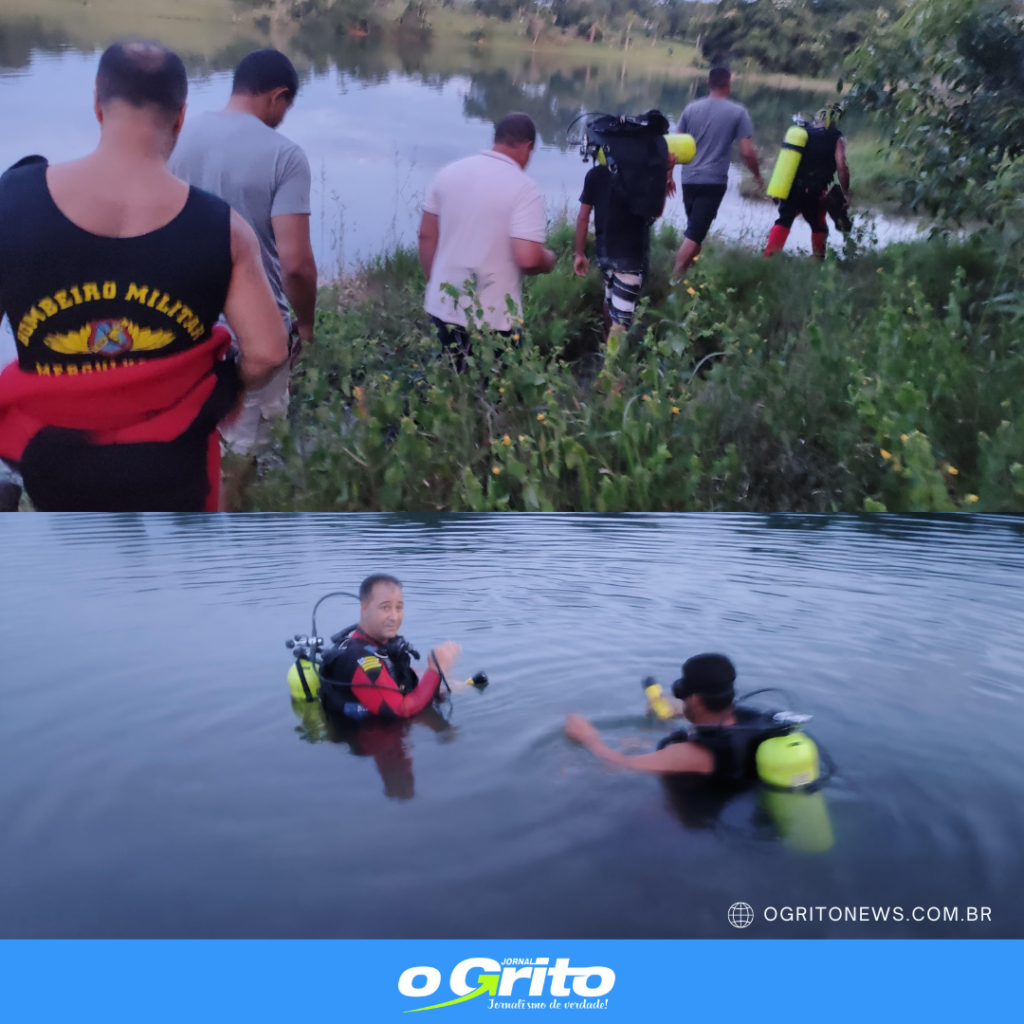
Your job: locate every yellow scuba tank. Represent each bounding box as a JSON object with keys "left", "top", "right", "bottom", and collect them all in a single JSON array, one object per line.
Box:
[
  {"left": 756, "top": 731, "right": 819, "bottom": 787},
  {"left": 595, "top": 133, "right": 695, "bottom": 168},
  {"left": 643, "top": 677, "right": 677, "bottom": 720},
  {"left": 756, "top": 732, "right": 834, "bottom": 853},
  {"left": 766, "top": 124, "right": 808, "bottom": 201},
  {"left": 287, "top": 658, "right": 321, "bottom": 702},
  {"left": 664, "top": 133, "right": 696, "bottom": 165},
  {"left": 291, "top": 697, "right": 329, "bottom": 743}
]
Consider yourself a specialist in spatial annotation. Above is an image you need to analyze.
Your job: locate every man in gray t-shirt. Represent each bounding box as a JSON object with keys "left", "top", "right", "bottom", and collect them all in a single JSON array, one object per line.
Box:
[
  {"left": 170, "top": 49, "right": 317, "bottom": 458},
  {"left": 671, "top": 67, "right": 762, "bottom": 280}
]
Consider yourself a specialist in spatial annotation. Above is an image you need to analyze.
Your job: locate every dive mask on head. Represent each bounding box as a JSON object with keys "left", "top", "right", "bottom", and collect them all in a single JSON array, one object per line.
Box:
[
  {"left": 671, "top": 652, "right": 737, "bottom": 701},
  {"left": 816, "top": 103, "right": 844, "bottom": 129}
]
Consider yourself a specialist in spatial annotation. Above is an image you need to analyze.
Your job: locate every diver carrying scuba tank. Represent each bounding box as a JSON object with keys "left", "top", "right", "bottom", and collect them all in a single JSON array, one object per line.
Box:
[
  {"left": 565, "top": 654, "right": 835, "bottom": 850},
  {"left": 571, "top": 110, "right": 692, "bottom": 337},
  {"left": 763, "top": 103, "right": 851, "bottom": 259},
  {"left": 285, "top": 573, "right": 480, "bottom": 722}
]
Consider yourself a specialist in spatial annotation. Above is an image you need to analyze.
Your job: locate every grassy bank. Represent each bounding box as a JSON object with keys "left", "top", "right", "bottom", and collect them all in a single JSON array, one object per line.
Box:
[{"left": 239, "top": 224, "right": 1024, "bottom": 515}]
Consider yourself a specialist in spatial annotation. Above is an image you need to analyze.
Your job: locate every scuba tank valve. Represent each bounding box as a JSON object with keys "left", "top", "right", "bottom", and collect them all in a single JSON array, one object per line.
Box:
[{"left": 766, "top": 122, "right": 809, "bottom": 201}]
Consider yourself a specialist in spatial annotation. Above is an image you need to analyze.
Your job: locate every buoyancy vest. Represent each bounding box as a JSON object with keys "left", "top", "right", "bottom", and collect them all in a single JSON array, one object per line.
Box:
[
  {"left": 319, "top": 630, "right": 431, "bottom": 718},
  {"left": 657, "top": 706, "right": 794, "bottom": 782},
  {"left": 585, "top": 110, "right": 670, "bottom": 222},
  {"left": 792, "top": 126, "right": 843, "bottom": 192}
]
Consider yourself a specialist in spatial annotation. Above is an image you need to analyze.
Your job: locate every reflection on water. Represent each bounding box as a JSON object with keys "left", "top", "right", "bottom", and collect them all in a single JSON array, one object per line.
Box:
[
  {"left": 0, "top": 11, "right": 919, "bottom": 279},
  {"left": 1, "top": 513, "right": 1022, "bottom": 938}
]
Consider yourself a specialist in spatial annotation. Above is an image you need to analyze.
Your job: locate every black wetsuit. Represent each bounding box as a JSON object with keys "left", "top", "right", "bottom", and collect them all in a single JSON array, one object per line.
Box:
[{"left": 657, "top": 705, "right": 792, "bottom": 781}]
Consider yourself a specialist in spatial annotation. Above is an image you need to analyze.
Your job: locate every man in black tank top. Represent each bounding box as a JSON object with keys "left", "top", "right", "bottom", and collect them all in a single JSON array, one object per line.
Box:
[
  {"left": 0, "top": 40, "right": 288, "bottom": 512},
  {"left": 764, "top": 105, "right": 851, "bottom": 259}
]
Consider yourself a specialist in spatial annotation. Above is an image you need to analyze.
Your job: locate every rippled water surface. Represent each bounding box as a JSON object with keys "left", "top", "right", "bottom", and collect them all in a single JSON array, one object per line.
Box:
[{"left": 1, "top": 513, "right": 1022, "bottom": 938}]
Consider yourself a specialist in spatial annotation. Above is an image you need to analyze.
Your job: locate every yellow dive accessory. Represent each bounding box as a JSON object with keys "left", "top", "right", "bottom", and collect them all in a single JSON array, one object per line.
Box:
[
  {"left": 766, "top": 124, "right": 808, "bottom": 201},
  {"left": 756, "top": 731, "right": 820, "bottom": 787},
  {"left": 665, "top": 133, "right": 696, "bottom": 164},
  {"left": 596, "top": 133, "right": 695, "bottom": 169},
  {"left": 757, "top": 732, "right": 834, "bottom": 852},
  {"left": 643, "top": 678, "right": 677, "bottom": 720},
  {"left": 288, "top": 658, "right": 321, "bottom": 703}
]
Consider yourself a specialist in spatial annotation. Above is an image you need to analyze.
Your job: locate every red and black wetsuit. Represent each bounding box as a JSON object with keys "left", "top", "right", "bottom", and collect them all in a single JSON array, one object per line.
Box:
[{"left": 319, "top": 629, "right": 443, "bottom": 719}]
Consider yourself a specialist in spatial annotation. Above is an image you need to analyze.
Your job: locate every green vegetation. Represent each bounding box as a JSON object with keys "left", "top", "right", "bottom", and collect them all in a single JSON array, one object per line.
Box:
[
  {"left": 696, "top": 0, "right": 899, "bottom": 79},
  {"left": 849, "top": 0, "right": 1024, "bottom": 225},
  {"left": 240, "top": 221, "right": 1024, "bottom": 514}
]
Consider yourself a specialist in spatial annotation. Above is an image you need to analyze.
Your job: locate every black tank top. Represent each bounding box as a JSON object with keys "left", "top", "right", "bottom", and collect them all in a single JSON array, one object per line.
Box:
[
  {"left": 794, "top": 126, "right": 842, "bottom": 190},
  {"left": 0, "top": 156, "right": 232, "bottom": 375}
]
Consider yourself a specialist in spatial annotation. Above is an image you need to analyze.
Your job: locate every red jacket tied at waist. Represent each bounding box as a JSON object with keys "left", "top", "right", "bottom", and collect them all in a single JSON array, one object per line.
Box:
[{"left": 0, "top": 326, "right": 234, "bottom": 511}]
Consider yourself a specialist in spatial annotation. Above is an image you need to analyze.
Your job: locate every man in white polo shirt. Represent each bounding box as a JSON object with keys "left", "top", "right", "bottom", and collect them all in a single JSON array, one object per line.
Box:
[{"left": 418, "top": 112, "right": 556, "bottom": 365}]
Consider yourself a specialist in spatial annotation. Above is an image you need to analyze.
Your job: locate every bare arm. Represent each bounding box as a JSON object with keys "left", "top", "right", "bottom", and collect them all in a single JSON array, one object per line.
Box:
[
  {"left": 223, "top": 211, "right": 289, "bottom": 390},
  {"left": 512, "top": 237, "right": 557, "bottom": 276},
  {"left": 272, "top": 213, "right": 317, "bottom": 343},
  {"left": 739, "top": 138, "right": 763, "bottom": 189},
  {"left": 574, "top": 204, "right": 591, "bottom": 276},
  {"left": 836, "top": 137, "right": 850, "bottom": 199},
  {"left": 564, "top": 714, "right": 715, "bottom": 774},
  {"left": 418, "top": 212, "right": 439, "bottom": 280}
]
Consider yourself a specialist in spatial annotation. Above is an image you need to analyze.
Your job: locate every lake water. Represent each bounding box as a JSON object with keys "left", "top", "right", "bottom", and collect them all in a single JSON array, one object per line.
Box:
[
  {"left": 0, "top": 12, "right": 920, "bottom": 283},
  {"left": 1, "top": 513, "right": 1021, "bottom": 938}
]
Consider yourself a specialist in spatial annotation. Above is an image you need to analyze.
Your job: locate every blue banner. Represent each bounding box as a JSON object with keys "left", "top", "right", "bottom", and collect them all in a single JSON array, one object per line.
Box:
[{"left": 1, "top": 940, "right": 1019, "bottom": 1022}]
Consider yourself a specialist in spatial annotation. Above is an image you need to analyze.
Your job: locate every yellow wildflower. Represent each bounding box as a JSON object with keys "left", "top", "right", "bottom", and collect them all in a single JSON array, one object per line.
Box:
[
  {"left": 900, "top": 433, "right": 908, "bottom": 444},
  {"left": 499, "top": 387, "right": 505, "bottom": 394},
  {"left": 946, "top": 465, "right": 959, "bottom": 476},
  {"left": 502, "top": 434, "right": 512, "bottom": 446},
  {"left": 966, "top": 494, "right": 979, "bottom": 503},
  {"left": 536, "top": 413, "right": 546, "bottom": 422},
  {"left": 671, "top": 406, "right": 680, "bottom": 415},
  {"left": 686, "top": 287, "right": 696, "bottom": 296},
  {"left": 492, "top": 466, "right": 502, "bottom": 475},
  {"left": 880, "top": 449, "right": 892, "bottom": 460}
]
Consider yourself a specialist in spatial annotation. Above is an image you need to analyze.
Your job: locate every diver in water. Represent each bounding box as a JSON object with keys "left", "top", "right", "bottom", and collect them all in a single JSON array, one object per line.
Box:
[
  {"left": 566, "top": 653, "right": 783, "bottom": 777},
  {"left": 319, "top": 573, "right": 461, "bottom": 720}
]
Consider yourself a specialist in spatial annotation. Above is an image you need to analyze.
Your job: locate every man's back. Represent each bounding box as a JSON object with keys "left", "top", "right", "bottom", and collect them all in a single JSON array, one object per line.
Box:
[
  {"left": 676, "top": 96, "right": 754, "bottom": 186},
  {"left": 423, "top": 150, "right": 546, "bottom": 331},
  {"left": 170, "top": 110, "right": 310, "bottom": 320},
  {"left": 580, "top": 165, "right": 649, "bottom": 271}
]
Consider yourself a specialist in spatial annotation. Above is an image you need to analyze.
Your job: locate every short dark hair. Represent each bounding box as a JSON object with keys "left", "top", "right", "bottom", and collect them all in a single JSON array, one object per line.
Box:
[
  {"left": 96, "top": 40, "right": 187, "bottom": 118},
  {"left": 708, "top": 66, "right": 732, "bottom": 90},
  {"left": 232, "top": 49, "right": 299, "bottom": 99},
  {"left": 494, "top": 112, "right": 537, "bottom": 147},
  {"left": 359, "top": 574, "right": 402, "bottom": 602}
]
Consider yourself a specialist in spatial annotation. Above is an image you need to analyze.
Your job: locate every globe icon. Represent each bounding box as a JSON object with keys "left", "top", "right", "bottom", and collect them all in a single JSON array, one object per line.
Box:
[{"left": 727, "top": 902, "right": 755, "bottom": 929}]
